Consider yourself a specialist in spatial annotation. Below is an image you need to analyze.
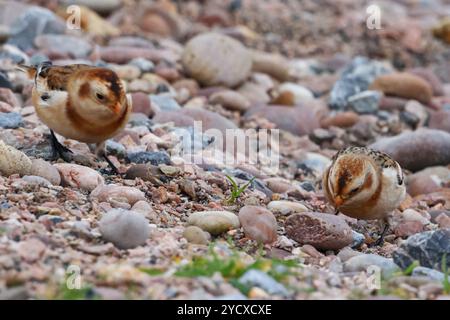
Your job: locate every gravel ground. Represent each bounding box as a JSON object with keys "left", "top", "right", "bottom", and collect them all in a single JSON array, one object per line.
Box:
[{"left": 0, "top": 0, "right": 450, "bottom": 300}]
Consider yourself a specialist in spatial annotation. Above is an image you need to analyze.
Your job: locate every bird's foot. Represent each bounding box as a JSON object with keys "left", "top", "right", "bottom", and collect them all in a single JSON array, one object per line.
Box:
[
  {"left": 369, "top": 235, "right": 384, "bottom": 247},
  {"left": 49, "top": 130, "right": 73, "bottom": 162},
  {"left": 368, "top": 223, "right": 389, "bottom": 247}
]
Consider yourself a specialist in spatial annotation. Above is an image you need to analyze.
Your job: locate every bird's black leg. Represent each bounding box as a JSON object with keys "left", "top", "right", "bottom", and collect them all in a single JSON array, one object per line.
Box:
[
  {"left": 92, "top": 142, "right": 119, "bottom": 175},
  {"left": 370, "top": 223, "right": 389, "bottom": 247},
  {"left": 334, "top": 207, "right": 340, "bottom": 215},
  {"left": 102, "top": 154, "right": 119, "bottom": 175},
  {"left": 49, "top": 130, "right": 73, "bottom": 161}
]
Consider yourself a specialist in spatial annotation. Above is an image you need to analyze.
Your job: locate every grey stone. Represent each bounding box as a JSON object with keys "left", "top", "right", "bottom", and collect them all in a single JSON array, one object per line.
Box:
[
  {"left": 34, "top": 34, "right": 92, "bottom": 58},
  {"left": 105, "top": 140, "right": 126, "bottom": 159},
  {"left": 99, "top": 209, "right": 150, "bottom": 249},
  {"left": 150, "top": 95, "right": 181, "bottom": 112},
  {"left": 343, "top": 254, "right": 400, "bottom": 278},
  {"left": 347, "top": 90, "right": 381, "bottom": 114},
  {"left": 0, "top": 112, "right": 23, "bottom": 129},
  {"left": 0, "top": 73, "right": 12, "bottom": 89},
  {"left": 129, "top": 57, "right": 155, "bottom": 73},
  {"left": 127, "top": 151, "right": 171, "bottom": 165},
  {"left": 393, "top": 229, "right": 450, "bottom": 271},
  {"left": 329, "top": 56, "right": 391, "bottom": 110},
  {"left": 412, "top": 266, "right": 448, "bottom": 282},
  {"left": 370, "top": 129, "right": 450, "bottom": 172},
  {"left": 238, "top": 269, "right": 288, "bottom": 296},
  {"left": 7, "top": 6, "right": 65, "bottom": 50},
  {"left": 351, "top": 230, "right": 365, "bottom": 248}
]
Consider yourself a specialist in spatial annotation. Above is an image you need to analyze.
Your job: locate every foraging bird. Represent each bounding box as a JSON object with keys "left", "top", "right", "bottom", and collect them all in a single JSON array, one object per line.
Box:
[
  {"left": 322, "top": 146, "right": 406, "bottom": 245},
  {"left": 20, "top": 62, "right": 132, "bottom": 172}
]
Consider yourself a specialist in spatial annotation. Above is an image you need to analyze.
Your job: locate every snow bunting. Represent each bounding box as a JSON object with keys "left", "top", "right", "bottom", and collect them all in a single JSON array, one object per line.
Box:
[
  {"left": 20, "top": 62, "right": 132, "bottom": 172},
  {"left": 322, "top": 146, "right": 406, "bottom": 244}
]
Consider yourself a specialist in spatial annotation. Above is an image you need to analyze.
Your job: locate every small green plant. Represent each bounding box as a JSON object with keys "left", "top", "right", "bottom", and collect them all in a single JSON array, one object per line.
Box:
[
  {"left": 54, "top": 283, "right": 97, "bottom": 300},
  {"left": 442, "top": 254, "right": 450, "bottom": 294},
  {"left": 139, "top": 267, "right": 166, "bottom": 276},
  {"left": 225, "top": 175, "right": 255, "bottom": 204},
  {"left": 403, "top": 260, "right": 419, "bottom": 276},
  {"left": 174, "top": 244, "right": 299, "bottom": 294}
]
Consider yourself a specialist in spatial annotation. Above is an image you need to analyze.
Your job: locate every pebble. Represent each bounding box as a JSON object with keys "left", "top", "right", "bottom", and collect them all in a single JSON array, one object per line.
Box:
[
  {"left": 178, "top": 108, "right": 238, "bottom": 135},
  {"left": 238, "top": 206, "right": 278, "bottom": 244},
  {"left": 244, "top": 104, "right": 322, "bottom": 136},
  {"left": 99, "top": 209, "right": 150, "bottom": 250},
  {"left": 30, "top": 159, "right": 61, "bottom": 185},
  {"left": 128, "top": 57, "right": 155, "bottom": 73},
  {"left": 0, "top": 73, "right": 12, "bottom": 89},
  {"left": 99, "top": 46, "right": 168, "bottom": 64},
  {"left": 251, "top": 51, "right": 291, "bottom": 81},
  {"left": 90, "top": 185, "right": 146, "bottom": 205},
  {"left": 320, "top": 111, "right": 359, "bottom": 128},
  {"left": 273, "top": 82, "right": 314, "bottom": 106},
  {"left": 105, "top": 140, "right": 126, "bottom": 159},
  {"left": 351, "top": 230, "right": 365, "bottom": 248},
  {"left": 407, "top": 166, "right": 450, "bottom": 196},
  {"left": 379, "top": 96, "right": 408, "bottom": 111},
  {"left": 284, "top": 212, "right": 354, "bottom": 251},
  {"left": 209, "top": 90, "right": 250, "bottom": 112},
  {"left": 131, "top": 92, "right": 153, "bottom": 117},
  {"left": 34, "top": 34, "right": 92, "bottom": 59},
  {"left": 109, "top": 64, "right": 141, "bottom": 81},
  {"left": 127, "top": 151, "right": 171, "bottom": 165},
  {"left": 0, "top": 112, "right": 23, "bottom": 128},
  {"left": 238, "top": 269, "right": 288, "bottom": 296},
  {"left": 347, "top": 90, "right": 381, "bottom": 114},
  {"left": 343, "top": 254, "right": 400, "bottom": 278},
  {"left": 435, "top": 213, "right": 450, "bottom": 229},
  {"left": 125, "top": 164, "right": 167, "bottom": 184},
  {"left": 0, "top": 140, "right": 32, "bottom": 177},
  {"left": 139, "top": 8, "right": 179, "bottom": 37},
  {"left": 22, "top": 175, "right": 52, "bottom": 187},
  {"left": 17, "top": 238, "right": 46, "bottom": 263},
  {"left": 412, "top": 267, "right": 448, "bottom": 282},
  {"left": 53, "top": 163, "right": 104, "bottom": 192},
  {"left": 408, "top": 68, "right": 444, "bottom": 96},
  {"left": 267, "top": 200, "right": 308, "bottom": 215},
  {"left": 264, "top": 178, "right": 294, "bottom": 194},
  {"left": 404, "top": 100, "right": 428, "bottom": 127},
  {"left": 237, "top": 82, "right": 270, "bottom": 105},
  {"left": 337, "top": 247, "right": 363, "bottom": 262},
  {"left": 0, "top": 102, "right": 12, "bottom": 113},
  {"left": 394, "top": 221, "right": 425, "bottom": 238},
  {"left": 329, "top": 56, "right": 390, "bottom": 110},
  {"left": 295, "top": 152, "right": 331, "bottom": 176},
  {"left": 370, "top": 72, "right": 433, "bottom": 105},
  {"left": 172, "top": 79, "right": 199, "bottom": 97},
  {"left": 150, "top": 95, "right": 181, "bottom": 112},
  {"left": 0, "top": 88, "right": 20, "bottom": 108},
  {"left": 187, "top": 211, "right": 240, "bottom": 235},
  {"left": 393, "top": 229, "right": 450, "bottom": 271},
  {"left": 429, "top": 109, "right": 450, "bottom": 132},
  {"left": 181, "top": 33, "right": 252, "bottom": 87},
  {"left": 183, "top": 226, "right": 211, "bottom": 245},
  {"left": 370, "top": 128, "right": 450, "bottom": 172},
  {"left": 7, "top": 6, "right": 65, "bottom": 50}
]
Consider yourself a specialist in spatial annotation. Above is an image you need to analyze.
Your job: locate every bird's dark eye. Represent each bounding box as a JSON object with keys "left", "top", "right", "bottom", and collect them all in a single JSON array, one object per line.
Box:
[
  {"left": 349, "top": 187, "right": 360, "bottom": 195},
  {"left": 41, "top": 93, "right": 50, "bottom": 101},
  {"left": 96, "top": 93, "right": 105, "bottom": 100}
]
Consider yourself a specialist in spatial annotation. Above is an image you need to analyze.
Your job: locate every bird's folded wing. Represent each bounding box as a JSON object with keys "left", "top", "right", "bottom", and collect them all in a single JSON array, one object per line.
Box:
[{"left": 43, "top": 64, "right": 94, "bottom": 91}]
